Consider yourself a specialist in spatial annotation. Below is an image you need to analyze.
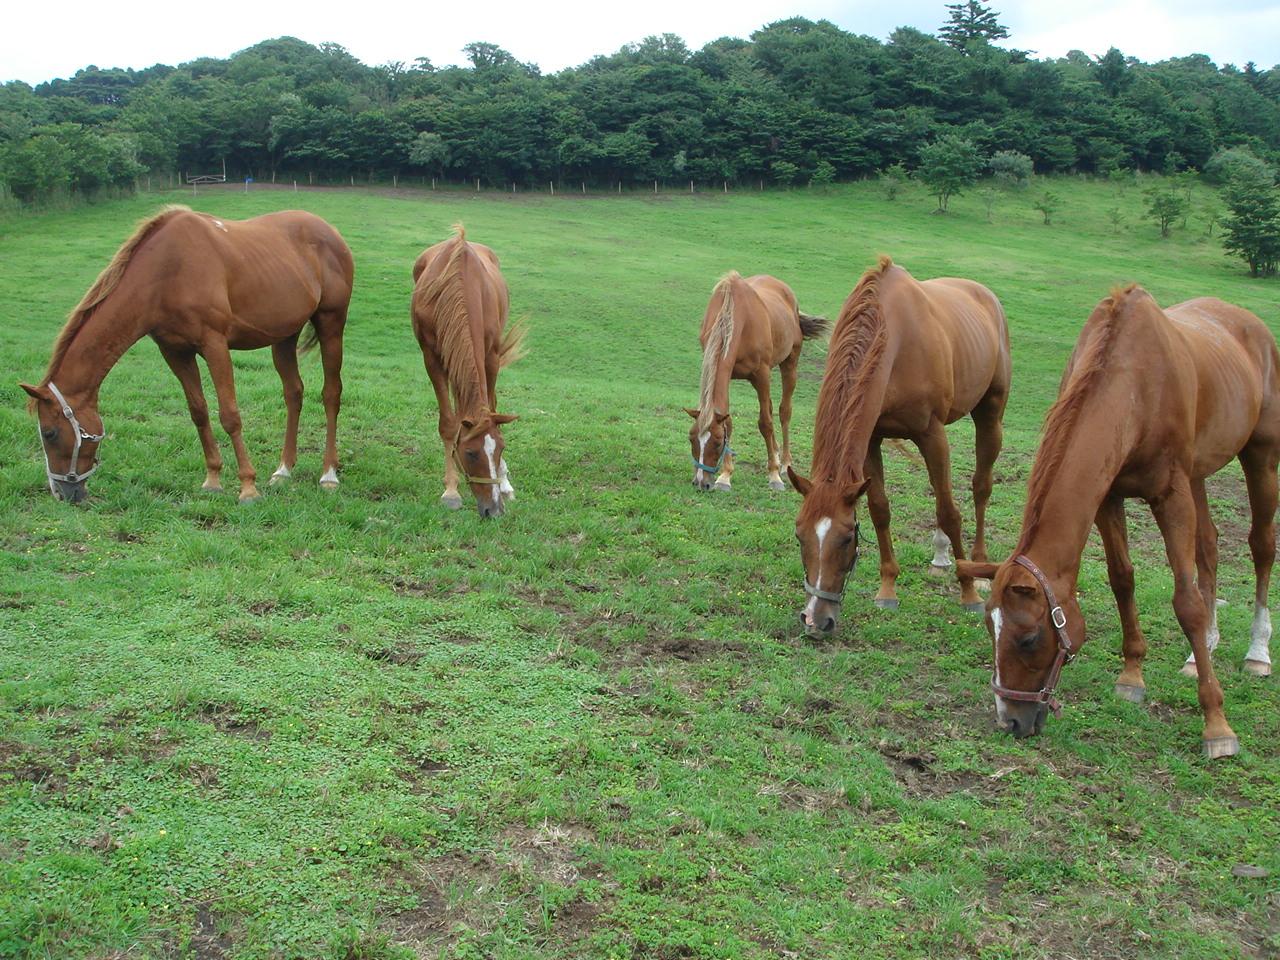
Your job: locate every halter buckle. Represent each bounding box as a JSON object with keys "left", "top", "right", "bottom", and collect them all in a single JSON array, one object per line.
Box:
[{"left": 1051, "top": 606, "right": 1067, "bottom": 630}]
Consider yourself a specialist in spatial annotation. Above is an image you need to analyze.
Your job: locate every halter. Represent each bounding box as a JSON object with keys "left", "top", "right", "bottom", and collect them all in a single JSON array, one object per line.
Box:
[
  {"left": 691, "top": 441, "right": 734, "bottom": 476},
  {"left": 990, "top": 553, "right": 1076, "bottom": 716},
  {"left": 39, "top": 382, "right": 104, "bottom": 487},
  {"left": 802, "top": 522, "right": 860, "bottom": 604}
]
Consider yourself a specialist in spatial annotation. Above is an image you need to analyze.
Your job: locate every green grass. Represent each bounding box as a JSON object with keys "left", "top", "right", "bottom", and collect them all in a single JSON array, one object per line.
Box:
[{"left": 0, "top": 176, "right": 1277, "bottom": 959}]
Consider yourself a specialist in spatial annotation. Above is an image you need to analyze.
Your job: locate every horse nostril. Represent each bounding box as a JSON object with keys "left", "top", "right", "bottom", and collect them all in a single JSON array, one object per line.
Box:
[
  {"left": 1006, "top": 716, "right": 1020, "bottom": 735},
  {"left": 821, "top": 617, "right": 835, "bottom": 633}
]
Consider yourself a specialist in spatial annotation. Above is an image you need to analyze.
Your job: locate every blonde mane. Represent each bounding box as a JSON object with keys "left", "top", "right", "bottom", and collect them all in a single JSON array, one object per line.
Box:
[
  {"left": 32, "top": 205, "right": 190, "bottom": 409},
  {"left": 697, "top": 271, "right": 739, "bottom": 432},
  {"left": 811, "top": 257, "right": 892, "bottom": 484},
  {"left": 1019, "top": 285, "right": 1138, "bottom": 544}
]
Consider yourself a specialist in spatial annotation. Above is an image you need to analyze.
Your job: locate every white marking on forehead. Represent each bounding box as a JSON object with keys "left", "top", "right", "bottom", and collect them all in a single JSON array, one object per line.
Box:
[
  {"left": 483, "top": 434, "right": 499, "bottom": 504},
  {"left": 991, "top": 606, "right": 1008, "bottom": 721},
  {"left": 698, "top": 430, "right": 710, "bottom": 468},
  {"left": 813, "top": 517, "right": 832, "bottom": 590},
  {"left": 990, "top": 607, "right": 1003, "bottom": 639}
]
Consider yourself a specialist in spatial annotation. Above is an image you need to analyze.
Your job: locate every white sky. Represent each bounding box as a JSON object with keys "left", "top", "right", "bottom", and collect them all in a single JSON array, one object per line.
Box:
[{"left": 3, "top": 0, "right": 1277, "bottom": 86}]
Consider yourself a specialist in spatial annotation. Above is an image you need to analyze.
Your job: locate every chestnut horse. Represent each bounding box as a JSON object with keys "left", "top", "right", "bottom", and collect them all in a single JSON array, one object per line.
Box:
[
  {"left": 789, "top": 257, "right": 1010, "bottom": 636},
  {"left": 960, "top": 286, "right": 1278, "bottom": 759},
  {"left": 21, "top": 206, "right": 353, "bottom": 503},
  {"left": 684, "top": 272, "right": 827, "bottom": 492},
  {"left": 411, "top": 225, "right": 526, "bottom": 518}
]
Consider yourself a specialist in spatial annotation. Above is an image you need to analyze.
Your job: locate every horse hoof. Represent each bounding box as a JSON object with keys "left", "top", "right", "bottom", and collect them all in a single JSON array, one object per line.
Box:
[
  {"left": 441, "top": 494, "right": 463, "bottom": 510},
  {"left": 963, "top": 601, "right": 986, "bottom": 614},
  {"left": 1202, "top": 735, "right": 1240, "bottom": 760},
  {"left": 873, "top": 598, "right": 900, "bottom": 611},
  {"left": 239, "top": 493, "right": 261, "bottom": 505},
  {"left": 269, "top": 466, "right": 291, "bottom": 486},
  {"left": 1180, "top": 661, "right": 1199, "bottom": 678},
  {"left": 712, "top": 482, "right": 732, "bottom": 492},
  {"left": 768, "top": 481, "right": 785, "bottom": 492},
  {"left": 319, "top": 480, "right": 339, "bottom": 491},
  {"left": 1114, "top": 683, "right": 1146, "bottom": 703},
  {"left": 927, "top": 564, "right": 952, "bottom": 578},
  {"left": 1244, "top": 659, "right": 1272, "bottom": 677},
  {"left": 201, "top": 481, "right": 223, "bottom": 493}
]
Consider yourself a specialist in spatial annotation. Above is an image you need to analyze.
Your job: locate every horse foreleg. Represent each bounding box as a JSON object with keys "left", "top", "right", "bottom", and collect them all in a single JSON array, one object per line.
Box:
[
  {"left": 866, "top": 439, "right": 900, "bottom": 610},
  {"left": 750, "top": 368, "right": 782, "bottom": 490},
  {"left": 970, "top": 392, "right": 1005, "bottom": 564},
  {"left": 1240, "top": 445, "right": 1277, "bottom": 676},
  {"left": 1181, "top": 479, "right": 1221, "bottom": 676},
  {"left": 270, "top": 336, "right": 303, "bottom": 485},
  {"left": 779, "top": 352, "right": 799, "bottom": 471},
  {"left": 1150, "top": 476, "right": 1238, "bottom": 758},
  {"left": 201, "top": 337, "right": 259, "bottom": 503},
  {"left": 916, "top": 420, "right": 981, "bottom": 609},
  {"left": 423, "top": 350, "right": 461, "bottom": 509},
  {"left": 1096, "top": 495, "right": 1148, "bottom": 701},
  {"left": 312, "top": 311, "right": 345, "bottom": 488},
  {"left": 160, "top": 346, "right": 223, "bottom": 492}
]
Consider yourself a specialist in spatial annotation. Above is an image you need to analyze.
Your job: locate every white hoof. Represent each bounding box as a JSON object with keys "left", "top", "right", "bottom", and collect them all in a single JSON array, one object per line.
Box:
[
  {"left": 441, "top": 493, "right": 463, "bottom": 510},
  {"left": 1244, "top": 659, "right": 1272, "bottom": 677},
  {"left": 712, "top": 481, "right": 732, "bottom": 492},
  {"left": 269, "top": 465, "right": 292, "bottom": 486},
  {"left": 1180, "top": 659, "right": 1200, "bottom": 678},
  {"left": 319, "top": 467, "right": 339, "bottom": 489}
]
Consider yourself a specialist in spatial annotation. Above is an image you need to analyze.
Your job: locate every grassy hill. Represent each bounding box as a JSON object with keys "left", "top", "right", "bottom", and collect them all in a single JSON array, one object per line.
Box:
[{"left": 0, "top": 177, "right": 1276, "bottom": 959}]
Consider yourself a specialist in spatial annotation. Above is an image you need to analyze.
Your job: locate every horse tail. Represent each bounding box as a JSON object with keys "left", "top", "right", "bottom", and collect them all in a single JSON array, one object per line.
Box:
[
  {"left": 887, "top": 438, "right": 923, "bottom": 467},
  {"left": 297, "top": 323, "right": 320, "bottom": 357},
  {"left": 798, "top": 311, "right": 829, "bottom": 340},
  {"left": 497, "top": 316, "right": 529, "bottom": 370}
]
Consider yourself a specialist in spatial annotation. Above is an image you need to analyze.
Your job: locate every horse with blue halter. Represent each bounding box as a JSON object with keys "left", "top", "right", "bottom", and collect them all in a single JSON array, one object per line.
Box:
[
  {"left": 411, "top": 225, "right": 526, "bottom": 519},
  {"left": 685, "top": 272, "right": 827, "bottom": 492},
  {"left": 959, "top": 286, "right": 1279, "bottom": 759},
  {"left": 21, "top": 206, "right": 353, "bottom": 503}
]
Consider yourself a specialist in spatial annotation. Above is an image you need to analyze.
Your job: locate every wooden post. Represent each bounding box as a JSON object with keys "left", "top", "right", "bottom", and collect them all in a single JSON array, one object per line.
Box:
[
  {"left": 617, "top": 181, "right": 621, "bottom": 194},
  {"left": 581, "top": 181, "right": 585, "bottom": 194},
  {"left": 723, "top": 180, "right": 728, "bottom": 194},
  {"left": 432, "top": 177, "right": 436, "bottom": 190},
  {"left": 654, "top": 180, "right": 657, "bottom": 194},
  {"left": 309, "top": 171, "right": 314, "bottom": 185},
  {"left": 222, "top": 157, "right": 226, "bottom": 180},
  {"left": 475, "top": 177, "right": 480, "bottom": 192},
  {"left": 550, "top": 181, "right": 554, "bottom": 195},
  {"left": 690, "top": 180, "right": 694, "bottom": 194},
  {"left": 351, "top": 174, "right": 355, "bottom": 187},
  {"left": 393, "top": 174, "right": 398, "bottom": 188},
  {"left": 293, "top": 180, "right": 298, "bottom": 192}
]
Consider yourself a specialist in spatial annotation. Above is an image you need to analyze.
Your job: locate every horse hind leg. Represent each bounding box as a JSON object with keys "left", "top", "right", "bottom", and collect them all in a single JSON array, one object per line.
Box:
[
  {"left": 1182, "top": 478, "right": 1221, "bottom": 677},
  {"left": 750, "top": 368, "right": 784, "bottom": 491},
  {"left": 969, "top": 389, "right": 1005, "bottom": 566},
  {"left": 310, "top": 310, "right": 346, "bottom": 489},
  {"left": 270, "top": 336, "right": 303, "bottom": 485},
  {"left": 1240, "top": 445, "right": 1277, "bottom": 676}
]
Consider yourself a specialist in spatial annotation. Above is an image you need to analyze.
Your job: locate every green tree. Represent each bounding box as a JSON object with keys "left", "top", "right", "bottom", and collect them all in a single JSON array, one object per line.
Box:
[
  {"left": 918, "top": 134, "right": 984, "bottom": 211},
  {"left": 1144, "top": 183, "right": 1189, "bottom": 238},
  {"left": 771, "top": 159, "right": 799, "bottom": 187},
  {"left": 939, "top": 1, "right": 1009, "bottom": 51},
  {"left": 989, "top": 149, "right": 1032, "bottom": 187},
  {"left": 1033, "top": 189, "right": 1060, "bottom": 224},
  {"left": 880, "top": 162, "right": 908, "bottom": 199},
  {"left": 809, "top": 159, "right": 836, "bottom": 188},
  {"left": 1221, "top": 169, "right": 1280, "bottom": 277}
]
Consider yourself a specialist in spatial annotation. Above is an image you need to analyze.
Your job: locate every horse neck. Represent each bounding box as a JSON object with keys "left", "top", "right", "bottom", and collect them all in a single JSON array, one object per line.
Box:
[
  {"left": 48, "top": 299, "right": 148, "bottom": 403},
  {"left": 1015, "top": 380, "right": 1135, "bottom": 585},
  {"left": 811, "top": 332, "right": 895, "bottom": 484}
]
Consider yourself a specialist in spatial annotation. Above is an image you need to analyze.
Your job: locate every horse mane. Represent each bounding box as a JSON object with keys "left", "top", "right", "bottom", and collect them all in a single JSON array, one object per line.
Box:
[
  {"left": 811, "top": 256, "right": 893, "bottom": 484},
  {"left": 33, "top": 205, "right": 190, "bottom": 409},
  {"left": 1019, "top": 284, "right": 1139, "bottom": 545},
  {"left": 697, "top": 271, "right": 739, "bottom": 432}
]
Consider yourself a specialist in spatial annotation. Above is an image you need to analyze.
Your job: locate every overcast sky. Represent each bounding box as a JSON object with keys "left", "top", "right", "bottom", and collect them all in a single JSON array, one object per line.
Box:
[{"left": 4, "top": 0, "right": 1277, "bottom": 86}]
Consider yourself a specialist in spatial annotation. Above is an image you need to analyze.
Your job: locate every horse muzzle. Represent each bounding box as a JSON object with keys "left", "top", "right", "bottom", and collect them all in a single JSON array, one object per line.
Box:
[
  {"left": 50, "top": 477, "right": 88, "bottom": 504},
  {"left": 996, "top": 699, "right": 1048, "bottom": 739}
]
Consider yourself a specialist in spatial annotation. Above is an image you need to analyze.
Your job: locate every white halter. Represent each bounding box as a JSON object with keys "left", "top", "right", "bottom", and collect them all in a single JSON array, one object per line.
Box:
[{"left": 40, "top": 381, "right": 103, "bottom": 490}]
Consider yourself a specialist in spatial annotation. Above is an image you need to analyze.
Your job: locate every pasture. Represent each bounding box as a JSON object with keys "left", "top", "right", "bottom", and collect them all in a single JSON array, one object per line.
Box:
[{"left": 0, "top": 178, "right": 1277, "bottom": 959}]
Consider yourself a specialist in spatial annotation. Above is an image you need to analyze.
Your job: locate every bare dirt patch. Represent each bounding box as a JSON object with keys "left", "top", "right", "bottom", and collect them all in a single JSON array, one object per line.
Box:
[
  {"left": 365, "top": 643, "right": 428, "bottom": 667},
  {"left": 196, "top": 703, "right": 271, "bottom": 741}
]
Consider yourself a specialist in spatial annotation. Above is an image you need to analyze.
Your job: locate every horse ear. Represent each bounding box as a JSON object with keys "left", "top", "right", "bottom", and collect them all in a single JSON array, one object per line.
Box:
[
  {"left": 492, "top": 413, "right": 518, "bottom": 426},
  {"left": 786, "top": 465, "right": 811, "bottom": 496},
  {"left": 956, "top": 559, "right": 1000, "bottom": 581},
  {"left": 19, "top": 382, "right": 44, "bottom": 400},
  {"left": 842, "top": 478, "right": 871, "bottom": 507},
  {"left": 684, "top": 407, "right": 700, "bottom": 420},
  {"left": 713, "top": 409, "right": 730, "bottom": 424}
]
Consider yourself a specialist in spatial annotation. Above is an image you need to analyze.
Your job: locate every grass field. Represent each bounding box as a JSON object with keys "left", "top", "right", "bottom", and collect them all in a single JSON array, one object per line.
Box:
[{"left": 1, "top": 176, "right": 1277, "bottom": 959}]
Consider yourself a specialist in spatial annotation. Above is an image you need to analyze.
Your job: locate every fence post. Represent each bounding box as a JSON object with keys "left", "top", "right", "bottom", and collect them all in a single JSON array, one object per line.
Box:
[
  {"left": 690, "top": 180, "right": 694, "bottom": 194},
  {"left": 475, "top": 177, "right": 480, "bottom": 192}
]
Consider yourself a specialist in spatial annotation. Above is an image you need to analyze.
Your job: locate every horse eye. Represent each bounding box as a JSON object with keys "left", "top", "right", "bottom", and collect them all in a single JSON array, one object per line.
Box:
[{"left": 41, "top": 428, "right": 57, "bottom": 442}]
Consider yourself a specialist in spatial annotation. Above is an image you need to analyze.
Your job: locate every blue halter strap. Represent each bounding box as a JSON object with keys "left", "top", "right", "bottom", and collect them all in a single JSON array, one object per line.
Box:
[{"left": 692, "top": 442, "right": 733, "bottom": 475}]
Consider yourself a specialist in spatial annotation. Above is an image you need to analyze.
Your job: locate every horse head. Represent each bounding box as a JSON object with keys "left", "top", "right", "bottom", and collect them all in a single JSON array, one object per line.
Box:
[
  {"left": 454, "top": 412, "right": 517, "bottom": 518},
  {"left": 685, "top": 408, "right": 731, "bottom": 491},
  {"left": 788, "top": 466, "right": 870, "bottom": 638},
  {"left": 21, "top": 381, "right": 103, "bottom": 504},
  {"left": 958, "top": 556, "right": 1085, "bottom": 739}
]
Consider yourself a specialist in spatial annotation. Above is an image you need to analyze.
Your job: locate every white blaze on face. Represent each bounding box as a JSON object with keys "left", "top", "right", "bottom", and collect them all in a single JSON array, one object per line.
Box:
[
  {"left": 697, "top": 430, "right": 710, "bottom": 475},
  {"left": 483, "top": 434, "right": 500, "bottom": 504},
  {"left": 803, "top": 517, "right": 834, "bottom": 622},
  {"left": 990, "top": 606, "right": 1009, "bottom": 722}
]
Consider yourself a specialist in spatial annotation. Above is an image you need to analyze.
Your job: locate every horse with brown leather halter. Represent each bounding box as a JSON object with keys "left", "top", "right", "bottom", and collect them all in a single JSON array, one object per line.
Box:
[
  {"left": 21, "top": 206, "right": 353, "bottom": 503},
  {"left": 685, "top": 272, "right": 827, "bottom": 492},
  {"left": 411, "top": 224, "right": 526, "bottom": 518},
  {"left": 789, "top": 256, "right": 1010, "bottom": 637},
  {"left": 959, "top": 286, "right": 1279, "bottom": 759}
]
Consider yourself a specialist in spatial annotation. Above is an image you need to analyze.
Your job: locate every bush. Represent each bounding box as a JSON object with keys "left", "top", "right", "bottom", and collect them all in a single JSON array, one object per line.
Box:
[
  {"left": 1222, "top": 168, "right": 1280, "bottom": 277},
  {"left": 809, "top": 160, "right": 836, "bottom": 188},
  {"left": 989, "top": 150, "right": 1032, "bottom": 188},
  {"left": 1204, "top": 148, "right": 1271, "bottom": 186},
  {"left": 880, "top": 163, "right": 908, "bottom": 200}
]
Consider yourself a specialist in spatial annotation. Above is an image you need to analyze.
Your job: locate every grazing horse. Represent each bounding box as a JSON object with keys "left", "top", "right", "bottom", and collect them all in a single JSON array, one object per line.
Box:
[
  {"left": 21, "top": 206, "right": 353, "bottom": 503},
  {"left": 789, "top": 257, "right": 1010, "bottom": 636},
  {"left": 959, "top": 286, "right": 1278, "bottom": 759},
  {"left": 411, "top": 225, "right": 526, "bottom": 518},
  {"left": 685, "top": 272, "right": 827, "bottom": 492}
]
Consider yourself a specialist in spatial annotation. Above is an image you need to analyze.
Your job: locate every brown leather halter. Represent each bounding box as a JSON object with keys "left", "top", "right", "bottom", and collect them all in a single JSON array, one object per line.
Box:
[
  {"left": 990, "top": 554, "right": 1076, "bottom": 716},
  {"left": 451, "top": 425, "right": 501, "bottom": 486}
]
